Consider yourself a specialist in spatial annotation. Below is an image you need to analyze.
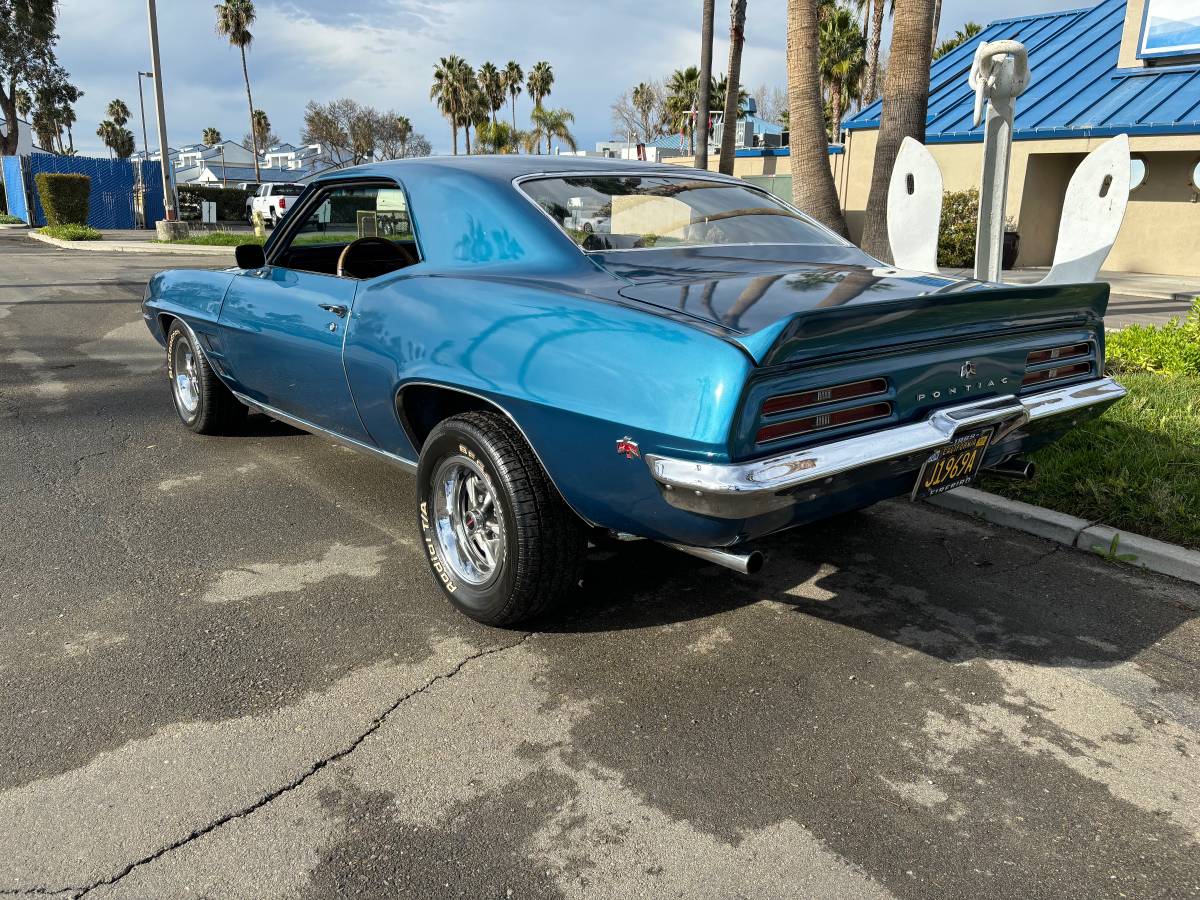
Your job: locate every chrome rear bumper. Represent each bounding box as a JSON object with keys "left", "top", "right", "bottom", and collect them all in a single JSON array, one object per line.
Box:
[{"left": 646, "top": 377, "right": 1126, "bottom": 519}]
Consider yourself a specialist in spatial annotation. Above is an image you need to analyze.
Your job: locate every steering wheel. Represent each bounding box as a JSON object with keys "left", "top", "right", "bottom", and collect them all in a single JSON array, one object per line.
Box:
[{"left": 336, "top": 237, "right": 414, "bottom": 278}]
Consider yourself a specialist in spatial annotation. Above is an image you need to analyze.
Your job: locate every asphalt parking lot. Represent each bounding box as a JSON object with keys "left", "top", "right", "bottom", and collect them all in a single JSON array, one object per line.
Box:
[{"left": 1, "top": 230, "right": 1197, "bottom": 899}]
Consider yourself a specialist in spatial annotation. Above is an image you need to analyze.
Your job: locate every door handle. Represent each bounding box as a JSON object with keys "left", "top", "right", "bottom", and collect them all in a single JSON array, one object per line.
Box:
[{"left": 319, "top": 303, "right": 349, "bottom": 318}]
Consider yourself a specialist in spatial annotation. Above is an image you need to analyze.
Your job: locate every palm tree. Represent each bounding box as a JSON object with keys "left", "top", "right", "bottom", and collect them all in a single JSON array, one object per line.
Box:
[
  {"left": 711, "top": 74, "right": 749, "bottom": 117},
  {"left": 431, "top": 54, "right": 471, "bottom": 154},
  {"left": 819, "top": 4, "right": 866, "bottom": 143},
  {"left": 96, "top": 120, "right": 115, "bottom": 159},
  {"left": 718, "top": 0, "right": 748, "bottom": 175},
  {"left": 861, "top": 0, "right": 937, "bottom": 258},
  {"left": 934, "top": 21, "right": 982, "bottom": 59},
  {"left": 530, "top": 106, "right": 576, "bottom": 154},
  {"left": 106, "top": 99, "right": 130, "bottom": 128},
  {"left": 250, "top": 108, "right": 273, "bottom": 149},
  {"left": 930, "top": 0, "right": 942, "bottom": 55},
  {"left": 666, "top": 66, "right": 701, "bottom": 154},
  {"left": 787, "top": 0, "right": 850, "bottom": 237},
  {"left": 214, "top": 0, "right": 261, "bottom": 180},
  {"left": 863, "top": 0, "right": 887, "bottom": 104},
  {"left": 695, "top": 0, "right": 715, "bottom": 169},
  {"left": 202, "top": 127, "right": 222, "bottom": 146},
  {"left": 526, "top": 61, "right": 554, "bottom": 152},
  {"left": 502, "top": 61, "right": 523, "bottom": 131},
  {"left": 477, "top": 62, "right": 504, "bottom": 127}
]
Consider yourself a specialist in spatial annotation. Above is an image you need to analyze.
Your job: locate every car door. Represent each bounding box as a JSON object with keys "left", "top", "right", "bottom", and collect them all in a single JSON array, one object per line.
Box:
[{"left": 216, "top": 183, "right": 372, "bottom": 441}]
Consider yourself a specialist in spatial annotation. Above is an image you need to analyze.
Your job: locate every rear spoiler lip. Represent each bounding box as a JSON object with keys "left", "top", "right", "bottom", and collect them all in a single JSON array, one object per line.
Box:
[{"left": 732, "top": 281, "right": 1111, "bottom": 368}]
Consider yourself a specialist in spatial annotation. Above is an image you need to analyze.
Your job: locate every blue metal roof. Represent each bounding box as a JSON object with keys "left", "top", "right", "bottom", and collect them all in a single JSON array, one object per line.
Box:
[{"left": 844, "top": 0, "right": 1200, "bottom": 141}]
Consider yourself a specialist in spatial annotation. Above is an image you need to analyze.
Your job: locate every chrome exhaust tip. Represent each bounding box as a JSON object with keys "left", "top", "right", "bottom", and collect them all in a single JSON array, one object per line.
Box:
[
  {"left": 662, "top": 542, "right": 765, "bottom": 575},
  {"left": 984, "top": 457, "right": 1037, "bottom": 480}
]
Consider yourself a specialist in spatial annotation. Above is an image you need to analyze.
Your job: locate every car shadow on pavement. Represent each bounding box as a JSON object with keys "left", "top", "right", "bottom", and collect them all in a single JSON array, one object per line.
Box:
[{"left": 549, "top": 505, "right": 1197, "bottom": 674}]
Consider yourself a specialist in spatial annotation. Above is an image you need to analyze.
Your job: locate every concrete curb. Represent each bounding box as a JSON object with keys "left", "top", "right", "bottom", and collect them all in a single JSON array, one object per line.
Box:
[
  {"left": 927, "top": 487, "right": 1200, "bottom": 585},
  {"left": 26, "top": 230, "right": 233, "bottom": 256},
  {"left": 0, "top": 223, "right": 28, "bottom": 230}
]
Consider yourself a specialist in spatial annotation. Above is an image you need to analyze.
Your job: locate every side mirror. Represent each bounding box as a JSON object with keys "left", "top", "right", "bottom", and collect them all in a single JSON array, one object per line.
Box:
[{"left": 235, "top": 243, "right": 265, "bottom": 270}]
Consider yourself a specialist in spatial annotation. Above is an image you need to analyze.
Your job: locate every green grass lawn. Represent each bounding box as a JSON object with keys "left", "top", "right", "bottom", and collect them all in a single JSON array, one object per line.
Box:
[
  {"left": 981, "top": 372, "right": 1200, "bottom": 549},
  {"left": 154, "top": 232, "right": 263, "bottom": 247},
  {"left": 38, "top": 224, "right": 102, "bottom": 241}
]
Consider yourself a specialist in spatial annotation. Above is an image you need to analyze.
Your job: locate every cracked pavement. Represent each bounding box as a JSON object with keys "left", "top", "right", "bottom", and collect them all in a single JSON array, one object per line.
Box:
[{"left": 1, "top": 232, "right": 1198, "bottom": 899}]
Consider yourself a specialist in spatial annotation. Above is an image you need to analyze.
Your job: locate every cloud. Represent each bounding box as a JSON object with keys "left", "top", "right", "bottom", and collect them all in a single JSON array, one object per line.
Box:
[{"left": 54, "top": 0, "right": 1084, "bottom": 158}]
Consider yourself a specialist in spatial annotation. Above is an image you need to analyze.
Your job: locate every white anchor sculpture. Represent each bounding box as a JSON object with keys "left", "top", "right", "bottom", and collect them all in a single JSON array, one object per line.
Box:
[{"left": 887, "top": 39, "right": 1131, "bottom": 285}]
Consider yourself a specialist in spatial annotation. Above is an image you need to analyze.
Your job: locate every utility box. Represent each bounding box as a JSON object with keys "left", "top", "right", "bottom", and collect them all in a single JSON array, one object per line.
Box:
[{"left": 200, "top": 200, "right": 217, "bottom": 224}]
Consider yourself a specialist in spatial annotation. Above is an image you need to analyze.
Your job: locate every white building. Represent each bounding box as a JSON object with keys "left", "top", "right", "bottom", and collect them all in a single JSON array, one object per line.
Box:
[{"left": 0, "top": 118, "right": 36, "bottom": 155}]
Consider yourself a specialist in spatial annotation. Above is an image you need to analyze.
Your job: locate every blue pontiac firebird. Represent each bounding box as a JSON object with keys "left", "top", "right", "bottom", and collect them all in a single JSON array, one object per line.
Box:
[{"left": 143, "top": 155, "right": 1125, "bottom": 624}]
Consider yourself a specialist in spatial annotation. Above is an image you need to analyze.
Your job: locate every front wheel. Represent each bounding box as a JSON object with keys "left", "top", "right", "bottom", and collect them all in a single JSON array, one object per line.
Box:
[
  {"left": 165, "top": 320, "right": 246, "bottom": 435},
  {"left": 416, "top": 411, "right": 586, "bottom": 626}
]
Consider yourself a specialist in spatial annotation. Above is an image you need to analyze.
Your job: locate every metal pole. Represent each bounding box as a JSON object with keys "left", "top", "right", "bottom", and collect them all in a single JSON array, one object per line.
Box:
[
  {"left": 136, "top": 72, "right": 152, "bottom": 160},
  {"left": 146, "top": 0, "right": 176, "bottom": 221}
]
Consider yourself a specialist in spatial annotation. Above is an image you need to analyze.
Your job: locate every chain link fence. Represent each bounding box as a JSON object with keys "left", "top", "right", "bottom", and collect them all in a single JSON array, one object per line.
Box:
[{"left": 0, "top": 154, "right": 167, "bottom": 229}]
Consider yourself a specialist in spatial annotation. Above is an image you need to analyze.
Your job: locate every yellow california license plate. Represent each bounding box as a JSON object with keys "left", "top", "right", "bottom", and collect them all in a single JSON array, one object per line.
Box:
[{"left": 911, "top": 428, "right": 993, "bottom": 500}]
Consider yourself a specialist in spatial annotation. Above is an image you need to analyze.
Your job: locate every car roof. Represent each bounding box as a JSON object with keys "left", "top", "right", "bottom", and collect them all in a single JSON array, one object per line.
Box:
[{"left": 311, "top": 153, "right": 745, "bottom": 186}]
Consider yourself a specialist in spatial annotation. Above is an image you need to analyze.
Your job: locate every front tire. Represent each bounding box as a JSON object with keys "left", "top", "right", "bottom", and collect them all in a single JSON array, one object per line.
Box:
[
  {"left": 417, "top": 411, "right": 586, "bottom": 626},
  {"left": 165, "top": 321, "right": 246, "bottom": 435}
]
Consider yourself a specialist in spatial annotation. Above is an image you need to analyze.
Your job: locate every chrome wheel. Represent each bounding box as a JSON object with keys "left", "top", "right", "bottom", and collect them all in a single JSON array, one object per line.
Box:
[
  {"left": 432, "top": 456, "right": 505, "bottom": 587},
  {"left": 171, "top": 337, "right": 200, "bottom": 415}
]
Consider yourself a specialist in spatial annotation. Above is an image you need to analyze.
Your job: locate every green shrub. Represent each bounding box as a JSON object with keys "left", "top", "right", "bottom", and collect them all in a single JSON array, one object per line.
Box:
[
  {"left": 39, "top": 223, "right": 102, "bottom": 241},
  {"left": 175, "top": 185, "right": 251, "bottom": 221},
  {"left": 937, "top": 188, "right": 978, "bottom": 269},
  {"left": 34, "top": 173, "right": 91, "bottom": 226},
  {"left": 1107, "top": 300, "right": 1200, "bottom": 376},
  {"left": 0, "top": 213, "right": 24, "bottom": 225}
]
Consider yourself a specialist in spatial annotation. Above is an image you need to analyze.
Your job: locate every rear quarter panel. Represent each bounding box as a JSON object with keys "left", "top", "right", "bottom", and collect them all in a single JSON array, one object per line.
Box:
[{"left": 343, "top": 273, "right": 754, "bottom": 541}]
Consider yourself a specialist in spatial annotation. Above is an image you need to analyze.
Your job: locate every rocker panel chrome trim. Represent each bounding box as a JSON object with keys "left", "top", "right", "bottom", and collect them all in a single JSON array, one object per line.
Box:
[{"left": 233, "top": 392, "right": 418, "bottom": 473}]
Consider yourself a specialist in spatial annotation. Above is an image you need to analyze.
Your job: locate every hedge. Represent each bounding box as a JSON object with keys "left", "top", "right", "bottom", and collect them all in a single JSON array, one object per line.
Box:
[
  {"left": 34, "top": 173, "right": 91, "bottom": 226},
  {"left": 176, "top": 185, "right": 251, "bottom": 221}
]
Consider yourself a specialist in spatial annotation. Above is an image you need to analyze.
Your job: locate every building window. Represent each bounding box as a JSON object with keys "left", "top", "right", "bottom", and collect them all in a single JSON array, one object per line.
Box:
[{"left": 1130, "top": 156, "right": 1149, "bottom": 193}]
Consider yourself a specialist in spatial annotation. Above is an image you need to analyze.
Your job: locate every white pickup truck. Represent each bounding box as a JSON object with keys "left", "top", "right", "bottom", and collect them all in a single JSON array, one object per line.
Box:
[{"left": 248, "top": 183, "right": 304, "bottom": 227}]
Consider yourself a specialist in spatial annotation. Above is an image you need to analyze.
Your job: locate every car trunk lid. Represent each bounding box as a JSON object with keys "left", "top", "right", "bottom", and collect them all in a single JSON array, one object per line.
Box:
[{"left": 597, "top": 245, "right": 1109, "bottom": 368}]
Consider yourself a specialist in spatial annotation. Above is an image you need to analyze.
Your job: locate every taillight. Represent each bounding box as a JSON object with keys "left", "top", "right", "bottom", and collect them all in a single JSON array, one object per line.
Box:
[
  {"left": 278, "top": 196, "right": 286, "bottom": 209},
  {"left": 757, "top": 378, "right": 891, "bottom": 444},
  {"left": 761, "top": 377, "right": 888, "bottom": 416},
  {"left": 1023, "top": 342, "right": 1093, "bottom": 387},
  {"left": 756, "top": 402, "right": 891, "bottom": 444}
]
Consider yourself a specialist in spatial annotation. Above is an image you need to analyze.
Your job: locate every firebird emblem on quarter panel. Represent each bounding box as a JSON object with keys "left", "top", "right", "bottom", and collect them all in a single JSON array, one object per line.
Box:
[
  {"left": 616, "top": 437, "right": 640, "bottom": 459},
  {"left": 960, "top": 360, "right": 977, "bottom": 378}
]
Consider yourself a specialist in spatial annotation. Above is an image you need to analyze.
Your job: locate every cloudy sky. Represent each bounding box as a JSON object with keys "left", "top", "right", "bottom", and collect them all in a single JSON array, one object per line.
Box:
[{"left": 55, "top": 0, "right": 1084, "bottom": 158}]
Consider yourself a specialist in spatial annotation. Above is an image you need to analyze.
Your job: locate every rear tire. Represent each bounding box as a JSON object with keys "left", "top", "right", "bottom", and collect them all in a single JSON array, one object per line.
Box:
[
  {"left": 416, "top": 411, "right": 586, "bottom": 626},
  {"left": 165, "top": 320, "right": 247, "bottom": 435}
]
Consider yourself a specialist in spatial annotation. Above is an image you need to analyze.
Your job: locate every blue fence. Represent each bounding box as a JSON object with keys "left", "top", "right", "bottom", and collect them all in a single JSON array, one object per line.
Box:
[
  {"left": 0, "top": 154, "right": 167, "bottom": 228},
  {"left": 1, "top": 155, "right": 29, "bottom": 222}
]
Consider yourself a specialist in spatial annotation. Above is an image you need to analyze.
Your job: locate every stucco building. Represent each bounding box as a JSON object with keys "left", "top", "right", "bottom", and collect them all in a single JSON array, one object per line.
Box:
[{"left": 840, "top": 0, "right": 1200, "bottom": 276}]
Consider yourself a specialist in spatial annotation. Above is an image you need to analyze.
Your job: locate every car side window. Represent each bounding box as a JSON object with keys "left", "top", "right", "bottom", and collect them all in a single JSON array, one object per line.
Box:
[{"left": 273, "top": 184, "right": 421, "bottom": 279}]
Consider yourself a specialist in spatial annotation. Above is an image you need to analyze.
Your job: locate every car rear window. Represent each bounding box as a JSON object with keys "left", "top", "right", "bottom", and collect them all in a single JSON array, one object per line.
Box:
[
  {"left": 274, "top": 185, "right": 303, "bottom": 196},
  {"left": 519, "top": 174, "right": 843, "bottom": 251}
]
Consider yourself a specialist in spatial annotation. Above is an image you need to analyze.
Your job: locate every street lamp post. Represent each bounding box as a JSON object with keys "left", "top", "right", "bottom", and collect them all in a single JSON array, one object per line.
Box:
[
  {"left": 136, "top": 71, "right": 153, "bottom": 160},
  {"left": 145, "top": 0, "right": 179, "bottom": 227}
]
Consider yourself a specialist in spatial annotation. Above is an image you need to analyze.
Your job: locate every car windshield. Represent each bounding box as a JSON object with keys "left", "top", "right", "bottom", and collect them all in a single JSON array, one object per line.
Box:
[{"left": 520, "top": 174, "right": 841, "bottom": 251}]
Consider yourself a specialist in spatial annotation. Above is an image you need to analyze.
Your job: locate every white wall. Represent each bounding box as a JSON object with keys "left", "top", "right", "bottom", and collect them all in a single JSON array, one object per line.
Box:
[{"left": 0, "top": 119, "right": 35, "bottom": 155}]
